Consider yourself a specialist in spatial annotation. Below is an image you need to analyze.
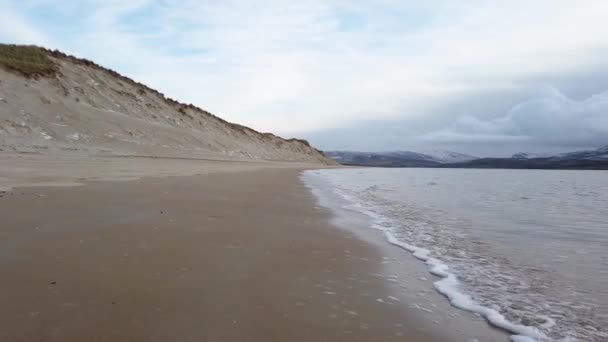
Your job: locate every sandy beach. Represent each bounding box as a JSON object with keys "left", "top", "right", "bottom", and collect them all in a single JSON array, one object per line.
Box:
[{"left": 0, "top": 156, "right": 507, "bottom": 341}]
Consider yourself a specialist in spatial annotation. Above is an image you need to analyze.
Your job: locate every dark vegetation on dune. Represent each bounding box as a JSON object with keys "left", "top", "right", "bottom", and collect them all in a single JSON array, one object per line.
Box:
[
  {"left": 0, "top": 43, "right": 322, "bottom": 154},
  {"left": 0, "top": 44, "right": 58, "bottom": 78}
]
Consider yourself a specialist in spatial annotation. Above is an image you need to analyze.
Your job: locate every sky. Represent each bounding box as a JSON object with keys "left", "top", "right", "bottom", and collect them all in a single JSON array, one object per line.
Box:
[{"left": 1, "top": 0, "right": 608, "bottom": 156}]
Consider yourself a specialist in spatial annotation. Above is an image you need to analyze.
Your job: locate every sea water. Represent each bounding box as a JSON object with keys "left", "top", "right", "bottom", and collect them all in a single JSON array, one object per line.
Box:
[{"left": 303, "top": 168, "right": 608, "bottom": 341}]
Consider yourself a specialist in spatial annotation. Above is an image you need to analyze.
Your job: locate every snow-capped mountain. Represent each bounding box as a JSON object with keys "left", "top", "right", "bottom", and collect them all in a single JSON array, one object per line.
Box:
[
  {"left": 417, "top": 150, "right": 478, "bottom": 163},
  {"left": 555, "top": 146, "right": 608, "bottom": 161},
  {"left": 325, "top": 150, "right": 478, "bottom": 167},
  {"left": 511, "top": 152, "right": 553, "bottom": 160},
  {"left": 327, "top": 146, "right": 608, "bottom": 169},
  {"left": 452, "top": 145, "right": 608, "bottom": 169},
  {"left": 511, "top": 146, "right": 608, "bottom": 161}
]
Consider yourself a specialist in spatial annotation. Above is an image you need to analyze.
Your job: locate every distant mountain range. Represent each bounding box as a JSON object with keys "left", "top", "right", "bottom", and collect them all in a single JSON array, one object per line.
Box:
[
  {"left": 325, "top": 150, "right": 477, "bottom": 167},
  {"left": 326, "top": 146, "right": 608, "bottom": 170},
  {"left": 511, "top": 146, "right": 608, "bottom": 161}
]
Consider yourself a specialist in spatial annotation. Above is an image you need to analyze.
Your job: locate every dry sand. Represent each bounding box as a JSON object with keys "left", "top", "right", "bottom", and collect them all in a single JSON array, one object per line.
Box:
[
  {"left": 0, "top": 156, "right": 508, "bottom": 341},
  {"left": 0, "top": 152, "right": 326, "bottom": 192}
]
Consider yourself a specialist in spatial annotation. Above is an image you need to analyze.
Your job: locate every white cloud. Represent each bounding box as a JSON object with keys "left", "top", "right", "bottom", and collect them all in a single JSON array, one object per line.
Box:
[
  {"left": 2, "top": 0, "right": 608, "bottom": 148},
  {"left": 0, "top": 0, "right": 50, "bottom": 45},
  {"left": 95, "top": 0, "right": 608, "bottom": 134}
]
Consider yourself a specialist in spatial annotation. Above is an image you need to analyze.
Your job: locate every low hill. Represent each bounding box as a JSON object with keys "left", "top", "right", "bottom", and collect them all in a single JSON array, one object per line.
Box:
[{"left": 0, "top": 44, "right": 332, "bottom": 164}]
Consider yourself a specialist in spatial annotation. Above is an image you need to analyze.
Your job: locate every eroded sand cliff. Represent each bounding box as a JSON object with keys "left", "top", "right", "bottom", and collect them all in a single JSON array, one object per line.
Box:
[{"left": 0, "top": 45, "right": 331, "bottom": 164}]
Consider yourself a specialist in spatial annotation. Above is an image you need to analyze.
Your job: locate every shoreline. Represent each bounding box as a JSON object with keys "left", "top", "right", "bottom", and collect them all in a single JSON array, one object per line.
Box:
[
  {"left": 0, "top": 162, "right": 447, "bottom": 341},
  {"left": 304, "top": 167, "right": 608, "bottom": 342},
  {"left": 303, "top": 170, "right": 510, "bottom": 342},
  {"left": 0, "top": 152, "right": 334, "bottom": 192}
]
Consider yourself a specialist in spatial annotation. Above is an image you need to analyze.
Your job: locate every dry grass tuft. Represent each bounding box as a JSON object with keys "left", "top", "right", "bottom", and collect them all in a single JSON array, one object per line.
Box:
[{"left": 0, "top": 44, "right": 58, "bottom": 78}]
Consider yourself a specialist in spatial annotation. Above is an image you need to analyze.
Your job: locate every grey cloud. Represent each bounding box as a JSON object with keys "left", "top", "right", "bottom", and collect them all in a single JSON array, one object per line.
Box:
[
  {"left": 301, "top": 85, "right": 608, "bottom": 157},
  {"left": 423, "top": 87, "right": 608, "bottom": 147}
]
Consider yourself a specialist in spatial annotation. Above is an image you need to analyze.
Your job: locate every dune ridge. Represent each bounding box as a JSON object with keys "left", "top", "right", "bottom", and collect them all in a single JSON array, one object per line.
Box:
[{"left": 0, "top": 44, "right": 332, "bottom": 164}]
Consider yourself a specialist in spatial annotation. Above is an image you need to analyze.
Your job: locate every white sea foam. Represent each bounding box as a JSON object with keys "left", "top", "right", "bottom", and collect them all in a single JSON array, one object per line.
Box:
[{"left": 382, "top": 229, "right": 545, "bottom": 341}]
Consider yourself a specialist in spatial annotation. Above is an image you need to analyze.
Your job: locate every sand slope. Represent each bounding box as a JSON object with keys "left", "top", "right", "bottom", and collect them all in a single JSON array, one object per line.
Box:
[{"left": 0, "top": 48, "right": 330, "bottom": 164}]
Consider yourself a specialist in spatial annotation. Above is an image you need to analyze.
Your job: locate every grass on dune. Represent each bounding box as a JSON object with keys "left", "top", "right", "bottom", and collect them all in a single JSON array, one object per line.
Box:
[{"left": 0, "top": 44, "right": 57, "bottom": 78}]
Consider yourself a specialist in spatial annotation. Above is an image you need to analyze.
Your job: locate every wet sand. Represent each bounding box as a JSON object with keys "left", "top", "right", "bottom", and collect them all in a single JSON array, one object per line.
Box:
[{"left": 0, "top": 166, "right": 452, "bottom": 342}]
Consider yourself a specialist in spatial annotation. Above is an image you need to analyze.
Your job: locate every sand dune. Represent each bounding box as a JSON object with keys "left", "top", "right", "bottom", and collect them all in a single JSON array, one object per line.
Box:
[{"left": 0, "top": 45, "right": 331, "bottom": 164}]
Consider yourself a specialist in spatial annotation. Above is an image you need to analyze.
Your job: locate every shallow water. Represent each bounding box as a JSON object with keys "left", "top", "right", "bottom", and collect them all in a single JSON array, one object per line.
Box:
[{"left": 304, "top": 168, "right": 608, "bottom": 341}]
